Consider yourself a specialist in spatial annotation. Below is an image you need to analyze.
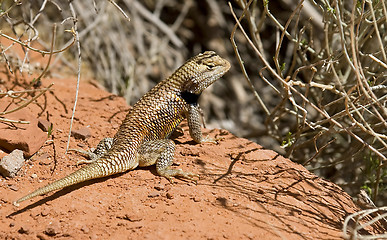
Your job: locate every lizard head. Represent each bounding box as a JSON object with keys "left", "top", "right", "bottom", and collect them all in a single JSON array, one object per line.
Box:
[{"left": 180, "top": 51, "right": 231, "bottom": 95}]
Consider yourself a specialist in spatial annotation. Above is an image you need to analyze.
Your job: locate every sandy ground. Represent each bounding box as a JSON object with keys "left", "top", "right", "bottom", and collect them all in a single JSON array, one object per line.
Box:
[{"left": 0, "top": 70, "right": 377, "bottom": 239}]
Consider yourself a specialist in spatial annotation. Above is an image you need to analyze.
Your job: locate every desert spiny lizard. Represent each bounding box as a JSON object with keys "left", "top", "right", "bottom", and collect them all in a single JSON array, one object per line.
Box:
[{"left": 14, "top": 51, "right": 230, "bottom": 206}]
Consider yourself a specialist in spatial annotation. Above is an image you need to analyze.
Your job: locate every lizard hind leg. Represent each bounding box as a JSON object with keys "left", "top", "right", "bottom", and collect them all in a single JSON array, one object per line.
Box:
[
  {"left": 137, "top": 139, "right": 199, "bottom": 182},
  {"left": 70, "top": 137, "right": 114, "bottom": 165}
]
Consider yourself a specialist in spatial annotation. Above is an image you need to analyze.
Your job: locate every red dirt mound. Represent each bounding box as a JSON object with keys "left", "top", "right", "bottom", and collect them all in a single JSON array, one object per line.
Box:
[{"left": 0, "top": 75, "right": 375, "bottom": 239}]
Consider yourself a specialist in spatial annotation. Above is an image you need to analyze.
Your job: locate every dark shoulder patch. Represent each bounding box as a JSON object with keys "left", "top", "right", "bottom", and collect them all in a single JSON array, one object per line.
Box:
[{"left": 181, "top": 91, "right": 200, "bottom": 105}]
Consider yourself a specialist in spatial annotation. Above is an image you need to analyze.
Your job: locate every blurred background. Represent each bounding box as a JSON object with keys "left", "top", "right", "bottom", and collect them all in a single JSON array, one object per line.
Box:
[{"left": 1, "top": 0, "right": 386, "bottom": 206}]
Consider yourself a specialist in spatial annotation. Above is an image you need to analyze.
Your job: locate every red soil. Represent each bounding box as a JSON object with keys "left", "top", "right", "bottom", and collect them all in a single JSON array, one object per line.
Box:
[{"left": 0, "top": 67, "right": 373, "bottom": 239}]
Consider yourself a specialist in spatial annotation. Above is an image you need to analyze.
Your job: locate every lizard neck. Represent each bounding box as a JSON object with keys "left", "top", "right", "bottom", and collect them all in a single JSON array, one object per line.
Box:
[{"left": 181, "top": 91, "right": 201, "bottom": 105}]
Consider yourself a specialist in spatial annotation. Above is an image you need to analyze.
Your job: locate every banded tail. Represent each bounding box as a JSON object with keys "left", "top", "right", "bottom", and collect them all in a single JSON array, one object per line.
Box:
[{"left": 13, "top": 162, "right": 104, "bottom": 206}]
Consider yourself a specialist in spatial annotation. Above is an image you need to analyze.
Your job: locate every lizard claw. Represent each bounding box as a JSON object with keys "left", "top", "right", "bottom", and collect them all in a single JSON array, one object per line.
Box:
[
  {"left": 160, "top": 168, "right": 199, "bottom": 183},
  {"left": 201, "top": 135, "right": 224, "bottom": 144}
]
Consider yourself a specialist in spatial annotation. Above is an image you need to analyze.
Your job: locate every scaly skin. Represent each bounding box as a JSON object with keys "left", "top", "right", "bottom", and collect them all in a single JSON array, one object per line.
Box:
[{"left": 14, "top": 51, "right": 230, "bottom": 206}]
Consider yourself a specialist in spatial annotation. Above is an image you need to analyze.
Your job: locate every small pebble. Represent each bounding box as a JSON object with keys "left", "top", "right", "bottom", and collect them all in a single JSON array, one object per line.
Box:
[
  {"left": 38, "top": 119, "right": 52, "bottom": 132},
  {"left": 44, "top": 221, "right": 60, "bottom": 236},
  {"left": 71, "top": 127, "right": 92, "bottom": 140},
  {"left": 18, "top": 225, "right": 31, "bottom": 234},
  {"left": 121, "top": 213, "right": 143, "bottom": 222},
  {"left": 148, "top": 191, "right": 160, "bottom": 198},
  {"left": 166, "top": 192, "right": 174, "bottom": 199},
  {"left": 41, "top": 209, "right": 49, "bottom": 217},
  {"left": 149, "top": 204, "right": 156, "bottom": 209},
  {"left": 36, "top": 233, "right": 48, "bottom": 240},
  {"left": 154, "top": 184, "right": 165, "bottom": 191},
  {"left": 8, "top": 185, "right": 19, "bottom": 191},
  {"left": 0, "top": 149, "right": 25, "bottom": 178},
  {"left": 81, "top": 225, "right": 90, "bottom": 233}
]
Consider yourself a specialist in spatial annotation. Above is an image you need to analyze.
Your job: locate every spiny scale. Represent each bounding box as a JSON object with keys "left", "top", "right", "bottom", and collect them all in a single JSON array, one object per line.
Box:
[{"left": 14, "top": 51, "right": 230, "bottom": 206}]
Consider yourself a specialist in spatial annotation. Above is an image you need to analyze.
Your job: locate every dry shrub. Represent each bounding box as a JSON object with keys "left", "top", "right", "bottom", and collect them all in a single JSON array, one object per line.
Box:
[{"left": 229, "top": 0, "right": 387, "bottom": 208}]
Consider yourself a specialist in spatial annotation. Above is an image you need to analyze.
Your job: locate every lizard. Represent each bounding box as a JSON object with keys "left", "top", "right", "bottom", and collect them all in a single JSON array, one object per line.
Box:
[{"left": 14, "top": 51, "right": 230, "bottom": 206}]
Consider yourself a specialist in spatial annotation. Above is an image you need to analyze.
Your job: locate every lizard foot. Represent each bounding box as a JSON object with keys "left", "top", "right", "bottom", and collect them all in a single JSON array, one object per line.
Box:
[
  {"left": 68, "top": 148, "right": 99, "bottom": 165},
  {"left": 201, "top": 135, "right": 224, "bottom": 144},
  {"left": 159, "top": 168, "right": 199, "bottom": 184}
]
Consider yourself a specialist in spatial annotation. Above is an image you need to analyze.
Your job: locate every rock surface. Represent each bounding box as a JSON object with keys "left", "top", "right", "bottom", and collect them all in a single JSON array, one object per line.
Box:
[
  {"left": 71, "top": 127, "right": 92, "bottom": 140},
  {"left": 0, "top": 75, "right": 380, "bottom": 239},
  {"left": 0, "top": 149, "right": 25, "bottom": 177},
  {"left": 0, "top": 107, "right": 47, "bottom": 158},
  {"left": 37, "top": 119, "right": 52, "bottom": 133}
]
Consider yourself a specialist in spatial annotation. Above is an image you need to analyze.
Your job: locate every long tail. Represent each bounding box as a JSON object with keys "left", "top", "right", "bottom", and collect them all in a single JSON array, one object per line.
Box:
[{"left": 14, "top": 162, "right": 104, "bottom": 206}]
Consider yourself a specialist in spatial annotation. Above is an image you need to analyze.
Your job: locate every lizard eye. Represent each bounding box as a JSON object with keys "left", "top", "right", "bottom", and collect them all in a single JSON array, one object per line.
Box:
[{"left": 206, "top": 63, "right": 216, "bottom": 70}]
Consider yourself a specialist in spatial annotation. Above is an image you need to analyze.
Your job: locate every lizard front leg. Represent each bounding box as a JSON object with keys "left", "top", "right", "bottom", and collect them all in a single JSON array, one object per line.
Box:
[
  {"left": 186, "top": 104, "right": 220, "bottom": 144},
  {"left": 137, "top": 139, "right": 198, "bottom": 182}
]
